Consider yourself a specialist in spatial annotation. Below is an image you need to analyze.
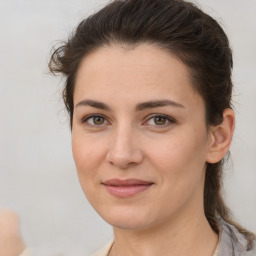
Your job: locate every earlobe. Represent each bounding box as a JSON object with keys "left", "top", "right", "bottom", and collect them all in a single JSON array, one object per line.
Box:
[{"left": 206, "top": 108, "right": 235, "bottom": 164}]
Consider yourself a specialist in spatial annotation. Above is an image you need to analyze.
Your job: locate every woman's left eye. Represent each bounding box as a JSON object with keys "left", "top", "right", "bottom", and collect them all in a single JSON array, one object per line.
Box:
[{"left": 146, "top": 114, "right": 174, "bottom": 127}]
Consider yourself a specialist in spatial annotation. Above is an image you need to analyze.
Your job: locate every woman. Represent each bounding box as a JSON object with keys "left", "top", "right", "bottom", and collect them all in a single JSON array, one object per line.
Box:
[{"left": 47, "top": 0, "right": 256, "bottom": 255}]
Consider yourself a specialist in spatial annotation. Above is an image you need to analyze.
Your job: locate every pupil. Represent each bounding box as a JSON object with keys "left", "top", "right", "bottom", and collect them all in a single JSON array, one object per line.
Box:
[
  {"left": 154, "top": 117, "right": 166, "bottom": 125},
  {"left": 94, "top": 117, "right": 104, "bottom": 125}
]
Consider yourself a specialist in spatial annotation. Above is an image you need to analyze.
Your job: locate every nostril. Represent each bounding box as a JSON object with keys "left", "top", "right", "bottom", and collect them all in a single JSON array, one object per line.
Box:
[
  {"left": 106, "top": 134, "right": 144, "bottom": 168},
  {"left": 106, "top": 148, "right": 143, "bottom": 168},
  {"left": 106, "top": 155, "right": 132, "bottom": 169}
]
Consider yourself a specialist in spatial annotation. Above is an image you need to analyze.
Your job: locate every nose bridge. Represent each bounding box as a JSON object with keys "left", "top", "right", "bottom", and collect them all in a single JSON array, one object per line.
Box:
[{"left": 106, "top": 121, "right": 143, "bottom": 168}]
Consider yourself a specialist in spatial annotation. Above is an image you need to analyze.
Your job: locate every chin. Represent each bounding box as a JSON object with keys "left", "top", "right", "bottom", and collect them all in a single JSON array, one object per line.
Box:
[
  {"left": 106, "top": 217, "right": 151, "bottom": 230},
  {"left": 97, "top": 205, "right": 158, "bottom": 231}
]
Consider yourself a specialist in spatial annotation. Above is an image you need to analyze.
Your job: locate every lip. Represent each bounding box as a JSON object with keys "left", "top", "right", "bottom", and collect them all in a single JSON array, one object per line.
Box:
[{"left": 102, "top": 179, "right": 154, "bottom": 198}]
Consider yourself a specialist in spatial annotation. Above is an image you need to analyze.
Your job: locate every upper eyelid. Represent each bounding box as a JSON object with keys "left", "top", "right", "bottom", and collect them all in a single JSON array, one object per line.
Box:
[
  {"left": 82, "top": 114, "right": 109, "bottom": 124},
  {"left": 145, "top": 113, "right": 175, "bottom": 121},
  {"left": 82, "top": 113, "right": 107, "bottom": 120}
]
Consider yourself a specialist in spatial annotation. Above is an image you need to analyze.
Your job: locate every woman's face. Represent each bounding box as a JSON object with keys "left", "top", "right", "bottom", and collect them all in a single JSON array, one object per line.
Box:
[{"left": 72, "top": 43, "right": 212, "bottom": 230}]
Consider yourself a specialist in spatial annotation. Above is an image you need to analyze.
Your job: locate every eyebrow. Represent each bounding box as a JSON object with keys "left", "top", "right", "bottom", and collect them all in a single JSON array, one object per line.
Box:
[
  {"left": 75, "top": 99, "right": 185, "bottom": 111},
  {"left": 135, "top": 99, "right": 185, "bottom": 111},
  {"left": 76, "top": 99, "right": 111, "bottom": 110}
]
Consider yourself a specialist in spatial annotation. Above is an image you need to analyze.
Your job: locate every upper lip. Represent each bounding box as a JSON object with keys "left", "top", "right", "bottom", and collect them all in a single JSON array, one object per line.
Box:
[{"left": 102, "top": 179, "right": 154, "bottom": 186}]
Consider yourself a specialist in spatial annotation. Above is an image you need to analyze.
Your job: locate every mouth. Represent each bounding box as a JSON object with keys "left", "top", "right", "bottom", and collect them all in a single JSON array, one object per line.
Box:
[{"left": 102, "top": 179, "right": 154, "bottom": 198}]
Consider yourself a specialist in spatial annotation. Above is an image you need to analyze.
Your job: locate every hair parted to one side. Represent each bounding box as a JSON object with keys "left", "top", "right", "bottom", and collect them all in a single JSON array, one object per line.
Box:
[{"left": 49, "top": 0, "right": 255, "bottom": 248}]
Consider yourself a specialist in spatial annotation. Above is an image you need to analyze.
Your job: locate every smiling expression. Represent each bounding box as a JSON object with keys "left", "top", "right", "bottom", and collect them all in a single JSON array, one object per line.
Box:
[{"left": 71, "top": 43, "right": 212, "bottom": 230}]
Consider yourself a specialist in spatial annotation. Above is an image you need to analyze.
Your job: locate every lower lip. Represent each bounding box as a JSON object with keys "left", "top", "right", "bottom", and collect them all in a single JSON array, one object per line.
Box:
[{"left": 104, "top": 184, "right": 153, "bottom": 198}]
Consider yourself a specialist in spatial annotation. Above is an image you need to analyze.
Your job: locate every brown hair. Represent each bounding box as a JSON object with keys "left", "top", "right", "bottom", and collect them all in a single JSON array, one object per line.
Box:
[{"left": 49, "top": 0, "right": 255, "bottom": 248}]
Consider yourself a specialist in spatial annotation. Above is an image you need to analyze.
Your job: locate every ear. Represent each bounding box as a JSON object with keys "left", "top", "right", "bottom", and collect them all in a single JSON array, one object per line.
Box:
[{"left": 206, "top": 108, "right": 235, "bottom": 164}]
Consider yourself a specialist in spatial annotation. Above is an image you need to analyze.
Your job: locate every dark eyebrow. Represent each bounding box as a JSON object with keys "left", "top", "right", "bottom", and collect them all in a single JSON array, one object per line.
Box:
[
  {"left": 75, "top": 99, "right": 184, "bottom": 111},
  {"left": 76, "top": 99, "right": 111, "bottom": 110},
  {"left": 135, "top": 100, "right": 185, "bottom": 111}
]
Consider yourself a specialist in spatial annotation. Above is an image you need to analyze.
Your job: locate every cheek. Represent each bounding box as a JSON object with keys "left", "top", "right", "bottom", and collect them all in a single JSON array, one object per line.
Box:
[
  {"left": 72, "top": 132, "right": 105, "bottom": 182},
  {"left": 145, "top": 138, "right": 206, "bottom": 219},
  {"left": 148, "top": 134, "right": 201, "bottom": 170},
  {"left": 73, "top": 127, "right": 104, "bottom": 160},
  {"left": 147, "top": 132, "right": 207, "bottom": 191},
  {"left": 72, "top": 134, "right": 106, "bottom": 206}
]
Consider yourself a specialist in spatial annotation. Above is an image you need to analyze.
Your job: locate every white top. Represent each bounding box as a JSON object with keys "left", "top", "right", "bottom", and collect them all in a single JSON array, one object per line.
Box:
[
  {"left": 91, "top": 239, "right": 115, "bottom": 256},
  {"left": 19, "top": 249, "right": 30, "bottom": 256}
]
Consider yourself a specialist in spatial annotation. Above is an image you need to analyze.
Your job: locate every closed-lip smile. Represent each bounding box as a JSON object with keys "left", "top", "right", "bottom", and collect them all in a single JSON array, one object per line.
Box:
[{"left": 102, "top": 179, "right": 154, "bottom": 198}]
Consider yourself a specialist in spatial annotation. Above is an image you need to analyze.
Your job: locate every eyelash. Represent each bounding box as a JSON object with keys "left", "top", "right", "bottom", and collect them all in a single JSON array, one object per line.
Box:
[
  {"left": 144, "top": 114, "right": 175, "bottom": 127},
  {"left": 81, "top": 114, "right": 175, "bottom": 128}
]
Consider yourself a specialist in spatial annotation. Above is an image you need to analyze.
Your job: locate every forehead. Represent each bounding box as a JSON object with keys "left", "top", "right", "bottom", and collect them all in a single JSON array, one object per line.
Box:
[
  {"left": 74, "top": 43, "right": 202, "bottom": 109},
  {"left": 76, "top": 43, "right": 189, "bottom": 86}
]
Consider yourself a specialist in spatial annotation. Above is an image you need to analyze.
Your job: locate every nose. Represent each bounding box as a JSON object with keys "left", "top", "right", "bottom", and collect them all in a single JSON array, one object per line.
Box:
[{"left": 106, "top": 125, "right": 144, "bottom": 169}]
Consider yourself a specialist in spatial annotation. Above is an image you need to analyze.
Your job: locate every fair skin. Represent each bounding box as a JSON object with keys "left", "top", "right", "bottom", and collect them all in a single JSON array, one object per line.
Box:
[
  {"left": 0, "top": 209, "right": 26, "bottom": 256},
  {"left": 72, "top": 43, "right": 235, "bottom": 256}
]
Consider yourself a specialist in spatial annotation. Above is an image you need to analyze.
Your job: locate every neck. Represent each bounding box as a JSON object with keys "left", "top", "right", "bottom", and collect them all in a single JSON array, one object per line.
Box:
[
  {"left": 110, "top": 204, "right": 218, "bottom": 256},
  {"left": 111, "top": 215, "right": 218, "bottom": 256}
]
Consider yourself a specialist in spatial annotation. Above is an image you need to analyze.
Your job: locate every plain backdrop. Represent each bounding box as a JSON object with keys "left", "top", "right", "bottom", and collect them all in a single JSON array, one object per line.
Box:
[{"left": 0, "top": 0, "right": 255, "bottom": 255}]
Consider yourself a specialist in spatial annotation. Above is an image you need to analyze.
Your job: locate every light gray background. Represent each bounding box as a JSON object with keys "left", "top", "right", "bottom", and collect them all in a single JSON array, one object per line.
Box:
[{"left": 0, "top": 0, "right": 255, "bottom": 255}]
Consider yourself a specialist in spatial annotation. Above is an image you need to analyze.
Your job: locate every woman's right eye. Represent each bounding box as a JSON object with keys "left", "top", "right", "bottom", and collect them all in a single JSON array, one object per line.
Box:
[{"left": 82, "top": 115, "right": 108, "bottom": 127}]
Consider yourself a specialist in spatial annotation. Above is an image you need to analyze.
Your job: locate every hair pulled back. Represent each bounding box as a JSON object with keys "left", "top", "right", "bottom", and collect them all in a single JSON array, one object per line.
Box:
[{"left": 49, "top": 0, "right": 255, "bottom": 248}]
